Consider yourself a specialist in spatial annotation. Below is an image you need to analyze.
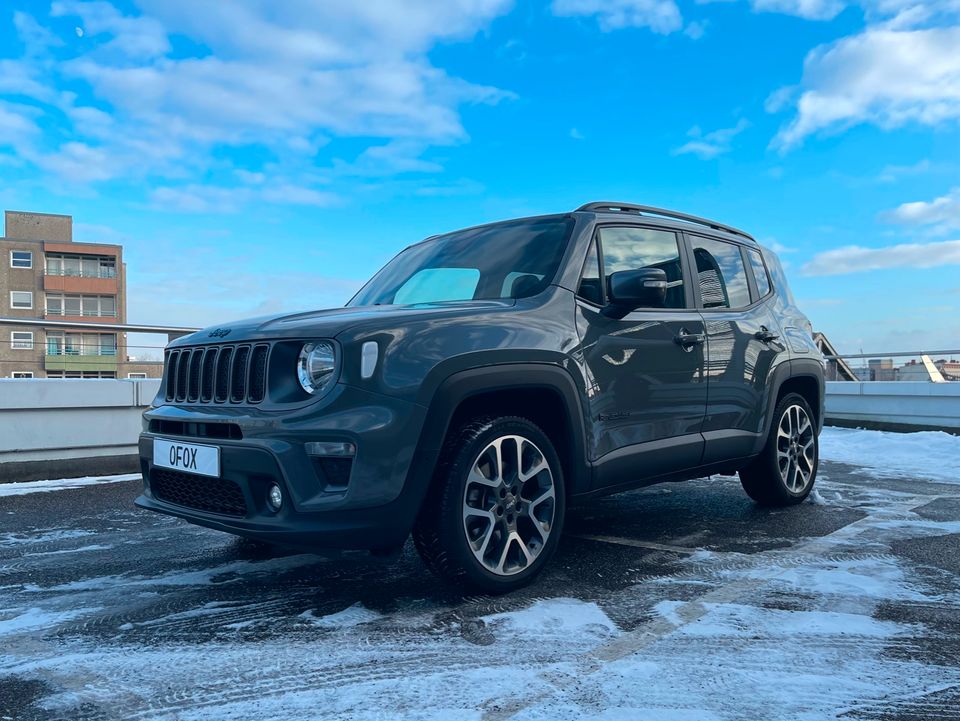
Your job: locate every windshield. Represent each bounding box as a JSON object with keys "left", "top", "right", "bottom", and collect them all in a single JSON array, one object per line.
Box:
[{"left": 348, "top": 217, "right": 573, "bottom": 307}]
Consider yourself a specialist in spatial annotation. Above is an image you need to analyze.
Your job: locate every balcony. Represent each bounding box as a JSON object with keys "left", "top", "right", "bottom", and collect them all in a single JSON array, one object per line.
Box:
[
  {"left": 45, "top": 352, "right": 118, "bottom": 373},
  {"left": 44, "top": 272, "right": 119, "bottom": 295}
]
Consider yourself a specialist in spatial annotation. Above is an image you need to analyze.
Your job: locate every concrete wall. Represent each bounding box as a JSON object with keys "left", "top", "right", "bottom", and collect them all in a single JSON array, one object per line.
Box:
[
  {"left": 0, "top": 378, "right": 159, "bottom": 482},
  {"left": 1, "top": 377, "right": 957, "bottom": 483},
  {"left": 825, "top": 381, "right": 960, "bottom": 432}
]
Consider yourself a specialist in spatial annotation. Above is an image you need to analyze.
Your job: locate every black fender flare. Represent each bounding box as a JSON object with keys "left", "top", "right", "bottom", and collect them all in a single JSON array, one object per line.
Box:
[
  {"left": 753, "top": 357, "right": 825, "bottom": 455},
  {"left": 413, "top": 363, "right": 592, "bottom": 496}
]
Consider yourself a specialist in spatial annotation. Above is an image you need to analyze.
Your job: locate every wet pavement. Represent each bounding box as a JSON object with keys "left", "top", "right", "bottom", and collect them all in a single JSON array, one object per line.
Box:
[{"left": 1, "top": 460, "right": 959, "bottom": 720}]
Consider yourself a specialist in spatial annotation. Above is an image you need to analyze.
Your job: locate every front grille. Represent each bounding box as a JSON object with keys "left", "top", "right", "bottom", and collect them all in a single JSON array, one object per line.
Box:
[
  {"left": 151, "top": 468, "right": 247, "bottom": 517},
  {"left": 164, "top": 343, "right": 271, "bottom": 405}
]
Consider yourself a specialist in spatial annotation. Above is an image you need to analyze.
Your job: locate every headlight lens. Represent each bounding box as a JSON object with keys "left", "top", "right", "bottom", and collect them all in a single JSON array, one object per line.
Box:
[{"left": 297, "top": 341, "right": 337, "bottom": 395}]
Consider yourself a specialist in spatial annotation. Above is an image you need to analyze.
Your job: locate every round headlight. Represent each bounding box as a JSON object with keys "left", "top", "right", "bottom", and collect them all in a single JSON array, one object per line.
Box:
[{"left": 297, "top": 341, "right": 337, "bottom": 395}]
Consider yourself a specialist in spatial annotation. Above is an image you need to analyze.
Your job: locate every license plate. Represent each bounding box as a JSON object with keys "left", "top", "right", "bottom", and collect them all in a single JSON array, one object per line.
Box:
[{"left": 153, "top": 438, "right": 220, "bottom": 478}]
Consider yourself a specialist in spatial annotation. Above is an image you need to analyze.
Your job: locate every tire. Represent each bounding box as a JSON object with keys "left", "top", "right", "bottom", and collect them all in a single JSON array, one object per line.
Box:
[
  {"left": 739, "top": 392, "right": 819, "bottom": 506},
  {"left": 412, "top": 416, "right": 566, "bottom": 593}
]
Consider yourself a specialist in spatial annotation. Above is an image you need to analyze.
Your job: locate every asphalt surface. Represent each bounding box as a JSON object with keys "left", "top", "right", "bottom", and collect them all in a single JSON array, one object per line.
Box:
[{"left": 1, "top": 461, "right": 959, "bottom": 720}]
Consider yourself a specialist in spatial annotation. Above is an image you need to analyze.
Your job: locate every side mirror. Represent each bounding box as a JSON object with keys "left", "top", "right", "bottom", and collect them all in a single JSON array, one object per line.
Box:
[{"left": 607, "top": 268, "right": 668, "bottom": 308}]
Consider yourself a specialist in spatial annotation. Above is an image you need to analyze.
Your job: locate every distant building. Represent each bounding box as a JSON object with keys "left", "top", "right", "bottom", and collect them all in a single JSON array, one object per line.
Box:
[
  {"left": 867, "top": 358, "right": 897, "bottom": 382},
  {"left": 0, "top": 210, "right": 162, "bottom": 379}
]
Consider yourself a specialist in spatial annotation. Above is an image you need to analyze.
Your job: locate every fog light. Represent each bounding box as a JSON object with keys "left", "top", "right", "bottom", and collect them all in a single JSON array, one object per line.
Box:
[{"left": 267, "top": 484, "right": 283, "bottom": 511}]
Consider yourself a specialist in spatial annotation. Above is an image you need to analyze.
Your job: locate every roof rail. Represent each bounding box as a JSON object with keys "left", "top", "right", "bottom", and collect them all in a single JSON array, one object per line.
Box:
[{"left": 576, "top": 202, "right": 755, "bottom": 242}]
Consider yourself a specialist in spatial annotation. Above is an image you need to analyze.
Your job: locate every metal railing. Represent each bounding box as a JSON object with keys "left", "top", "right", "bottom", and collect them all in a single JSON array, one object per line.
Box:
[
  {"left": 45, "top": 309, "right": 118, "bottom": 318},
  {"left": 45, "top": 268, "right": 117, "bottom": 279},
  {"left": 820, "top": 349, "right": 960, "bottom": 382}
]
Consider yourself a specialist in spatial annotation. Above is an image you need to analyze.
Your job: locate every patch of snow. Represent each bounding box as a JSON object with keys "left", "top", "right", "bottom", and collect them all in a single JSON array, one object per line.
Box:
[
  {"left": 33, "top": 554, "right": 322, "bottom": 593},
  {"left": 0, "top": 607, "right": 101, "bottom": 636},
  {"left": 0, "top": 474, "right": 140, "bottom": 497},
  {"left": 299, "top": 603, "right": 382, "bottom": 629},
  {"left": 680, "top": 603, "right": 903, "bottom": 638},
  {"left": 25, "top": 544, "right": 113, "bottom": 557},
  {"left": 820, "top": 427, "right": 960, "bottom": 483},
  {"left": 0, "top": 529, "right": 96, "bottom": 547},
  {"left": 749, "top": 556, "right": 927, "bottom": 602},
  {"left": 483, "top": 598, "right": 619, "bottom": 637}
]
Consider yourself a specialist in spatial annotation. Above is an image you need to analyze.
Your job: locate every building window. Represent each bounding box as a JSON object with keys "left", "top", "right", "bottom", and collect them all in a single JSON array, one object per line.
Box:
[
  {"left": 11, "top": 372, "right": 34, "bottom": 379},
  {"left": 45, "top": 253, "right": 117, "bottom": 278},
  {"left": 11, "top": 331, "right": 34, "bottom": 350},
  {"left": 128, "top": 372, "right": 148, "bottom": 379},
  {"left": 10, "top": 291, "right": 33, "bottom": 309},
  {"left": 46, "top": 370, "right": 116, "bottom": 379},
  {"left": 45, "top": 294, "right": 117, "bottom": 318},
  {"left": 10, "top": 251, "right": 33, "bottom": 269},
  {"left": 46, "top": 331, "right": 117, "bottom": 356}
]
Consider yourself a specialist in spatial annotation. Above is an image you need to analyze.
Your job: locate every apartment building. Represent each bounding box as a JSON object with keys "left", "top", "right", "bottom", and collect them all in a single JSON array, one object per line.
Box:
[{"left": 1, "top": 210, "right": 161, "bottom": 379}]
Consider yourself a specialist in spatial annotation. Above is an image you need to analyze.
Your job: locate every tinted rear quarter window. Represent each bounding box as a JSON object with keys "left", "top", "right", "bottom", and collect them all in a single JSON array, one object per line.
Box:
[{"left": 747, "top": 248, "right": 771, "bottom": 298}]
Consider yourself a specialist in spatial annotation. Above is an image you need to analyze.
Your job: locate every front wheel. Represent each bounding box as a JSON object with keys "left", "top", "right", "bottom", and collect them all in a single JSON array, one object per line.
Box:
[
  {"left": 739, "top": 393, "right": 819, "bottom": 506},
  {"left": 412, "top": 416, "right": 566, "bottom": 593}
]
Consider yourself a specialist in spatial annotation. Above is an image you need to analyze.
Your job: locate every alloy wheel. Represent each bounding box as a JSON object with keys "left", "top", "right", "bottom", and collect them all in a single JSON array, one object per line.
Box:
[
  {"left": 461, "top": 434, "right": 556, "bottom": 576},
  {"left": 776, "top": 404, "right": 816, "bottom": 493}
]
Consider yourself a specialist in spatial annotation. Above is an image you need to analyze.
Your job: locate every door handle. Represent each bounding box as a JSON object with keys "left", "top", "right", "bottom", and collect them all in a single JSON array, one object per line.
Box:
[
  {"left": 675, "top": 331, "right": 706, "bottom": 348},
  {"left": 755, "top": 327, "right": 780, "bottom": 343}
]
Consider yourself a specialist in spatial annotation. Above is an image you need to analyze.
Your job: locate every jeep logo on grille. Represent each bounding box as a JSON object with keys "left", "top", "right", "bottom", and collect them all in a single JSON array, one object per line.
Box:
[{"left": 208, "top": 328, "right": 232, "bottom": 339}]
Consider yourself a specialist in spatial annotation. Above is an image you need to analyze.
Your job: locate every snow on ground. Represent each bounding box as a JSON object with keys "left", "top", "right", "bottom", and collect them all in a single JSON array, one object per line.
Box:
[
  {"left": 2, "top": 428, "right": 960, "bottom": 718},
  {"left": 0, "top": 473, "right": 139, "bottom": 497},
  {"left": 820, "top": 426, "right": 960, "bottom": 483}
]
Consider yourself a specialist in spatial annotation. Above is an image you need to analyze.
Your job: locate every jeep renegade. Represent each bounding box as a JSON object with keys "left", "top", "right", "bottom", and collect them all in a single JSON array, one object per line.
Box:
[{"left": 137, "top": 202, "right": 824, "bottom": 592}]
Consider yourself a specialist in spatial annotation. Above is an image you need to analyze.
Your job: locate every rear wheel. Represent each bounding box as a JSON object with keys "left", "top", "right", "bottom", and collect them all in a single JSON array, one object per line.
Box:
[
  {"left": 412, "top": 416, "right": 565, "bottom": 593},
  {"left": 739, "top": 393, "right": 818, "bottom": 506}
]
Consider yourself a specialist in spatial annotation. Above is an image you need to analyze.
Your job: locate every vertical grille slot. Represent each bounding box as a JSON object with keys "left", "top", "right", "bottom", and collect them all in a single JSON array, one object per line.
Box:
[
  {"left": 164, "top": 350, "right": 178, "bottom": 401},
  {"left": 201, "top": 348, "right": 218, "bottom": 402},
  {"left": 231, "top": 346, "right": 251, "bottom": 402},
  {"left": 248, "top": 345, "right": 269, "bottom": 403},
  {"left": 187, "top": 350, "right": 204, "bottom": 401},
  {"left": 175, "top": 349, "right": 191, "bottom": 401},
  {"left": 215, "top": 347, "right": 233, "bottom": 402}
]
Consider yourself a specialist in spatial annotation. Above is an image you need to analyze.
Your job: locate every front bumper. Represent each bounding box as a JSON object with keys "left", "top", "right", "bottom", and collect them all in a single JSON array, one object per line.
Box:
[{"left": 135, "top": 383, "right": 436, "bottom": 550}]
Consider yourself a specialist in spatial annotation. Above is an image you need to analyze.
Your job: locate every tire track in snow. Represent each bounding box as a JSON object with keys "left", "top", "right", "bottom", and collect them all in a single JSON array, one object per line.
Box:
[{"left": 481, "top": 493, "right": 948, "bottom": 720}]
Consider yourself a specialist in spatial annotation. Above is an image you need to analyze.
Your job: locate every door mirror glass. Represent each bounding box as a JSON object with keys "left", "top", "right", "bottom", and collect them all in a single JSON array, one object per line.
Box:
[{"left": 607, "top": 268, "right": 668, "bottom": 308}]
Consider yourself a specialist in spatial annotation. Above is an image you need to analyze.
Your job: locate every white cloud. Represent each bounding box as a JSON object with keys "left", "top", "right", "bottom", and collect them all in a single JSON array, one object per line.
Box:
[
  {"left": 751, "top": 0, "right": 846, "bottom": 19},
  {"left": 771, "top": 26, "right": 960, "bottom": 150},
  {"left": 151, "top": 181, "right": 339, "bottom": 214},
  {"left": 570, "top": 127, "right": 585, "bottom": 140},
  {"left": 52, "top": 1, "right": 170, "bottom": 59},
  {"left": 801, "top": 238, "right": 960, "bottom": 275},
  {"left": 552, "top": 0, "right": 684, "bottom": 34},
  {"left": 673, "top": 118, "right": 750, "bottom": 158},
  {"left": 751, "top": 0, "right": 960, "bottom": 23},
  {"left": 2, "top": 1, "right": 514, "bottom": 198},
  {"left": 883, "top": 187, "right": 960, "bottom": 232},
  {"left": 684, "top": 19, "right": 708, "bottom": 38},
  {"left": 877, "top": 158, "right": 931, "bottom": 182}
]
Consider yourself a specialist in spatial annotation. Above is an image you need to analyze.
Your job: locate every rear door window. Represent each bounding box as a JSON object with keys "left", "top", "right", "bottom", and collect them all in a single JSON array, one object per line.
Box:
[{"left": 690, "top": 236, "right": 752, "bottom": 309}]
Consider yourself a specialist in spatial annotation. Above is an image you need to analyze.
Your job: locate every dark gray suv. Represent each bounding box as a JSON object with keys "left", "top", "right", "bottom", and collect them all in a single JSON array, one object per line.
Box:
[{"left": 137, "top": 202, "right": 824, "bottom": 592}]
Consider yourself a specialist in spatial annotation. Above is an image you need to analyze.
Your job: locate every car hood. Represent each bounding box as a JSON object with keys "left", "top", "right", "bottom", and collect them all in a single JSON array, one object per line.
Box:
[{"left": 168, "top": 300, "right": 517, "bottom": 347}]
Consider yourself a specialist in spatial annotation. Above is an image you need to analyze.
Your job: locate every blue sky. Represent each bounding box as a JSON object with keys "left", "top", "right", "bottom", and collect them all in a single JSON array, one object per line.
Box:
[{"left": 1, "top": 0, "right": 958, "bottom": 357}]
